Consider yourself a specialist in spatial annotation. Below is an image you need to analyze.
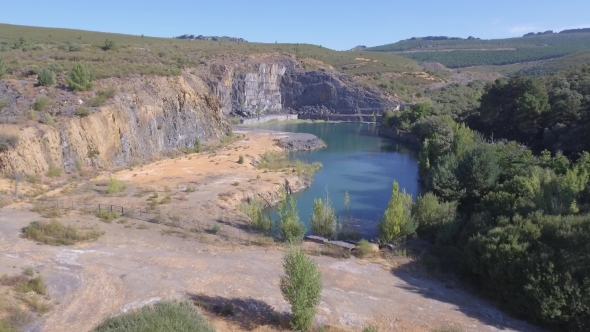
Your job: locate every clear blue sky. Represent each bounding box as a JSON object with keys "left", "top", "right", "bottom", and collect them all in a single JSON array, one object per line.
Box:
[{"left": 1, "top": 0, "right": 589, "bottom": 50}]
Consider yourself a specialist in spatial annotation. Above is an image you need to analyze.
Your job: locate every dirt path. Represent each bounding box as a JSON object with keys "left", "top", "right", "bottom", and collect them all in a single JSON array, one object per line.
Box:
[{"left": 0, "top": 129, "right": 542, "bottom": 332}]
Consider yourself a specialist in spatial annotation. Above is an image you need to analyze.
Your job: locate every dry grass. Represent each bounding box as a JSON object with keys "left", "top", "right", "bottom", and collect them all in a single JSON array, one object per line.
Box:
[{"left": 21, "top": 220, "right": 103, "bottom": 245}]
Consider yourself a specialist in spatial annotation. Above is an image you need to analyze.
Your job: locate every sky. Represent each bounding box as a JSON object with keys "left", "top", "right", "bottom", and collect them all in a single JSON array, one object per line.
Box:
[{"left": 1, "top": 0, "right": 589, "bottom": 50}]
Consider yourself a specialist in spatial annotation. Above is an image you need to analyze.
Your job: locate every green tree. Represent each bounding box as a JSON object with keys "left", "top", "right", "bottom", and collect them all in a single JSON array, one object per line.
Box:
[
  {"left": 412, "top": 192, "right": 456, "bottom": 238},
  {"left": 457, "top": 144, "right": 501, "bottom": 200},
  {"left": 66, "top": 62, "right": 93, "bottom": 91},
  {"left": 310, "top": 192, "right": 337, "bottom": 238},
  {"left": 37, "top": 68, "right": 55, "bottom": 86},
  {"left": 280, "top": 247, "right": 323, "bottom": 331},
  {"left": 278, "top": 193, "right": 306, "bottom": 243},
  {"left": 378, "top": 181, "right": 416, "bottom": 243},
  {"left": 429, "top": 153, "right": 465, "bottom": 202}
]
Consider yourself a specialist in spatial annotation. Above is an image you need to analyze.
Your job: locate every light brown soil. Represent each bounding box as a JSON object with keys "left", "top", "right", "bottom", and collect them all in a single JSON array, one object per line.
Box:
[{"left": 0, "top": 129, "right": 541, "bottom": 332}]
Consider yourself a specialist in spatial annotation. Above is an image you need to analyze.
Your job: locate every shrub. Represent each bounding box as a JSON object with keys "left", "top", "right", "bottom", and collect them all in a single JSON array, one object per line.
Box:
[
  {"left": 310, "top": 194, "right": 337, "bottom": 238},
  {"left": 237, "top": 155, "right": 244, "bottom": 164},
  {"left": 32, "top": 96, "right": 50, "bottom": 111},
  {"left": 23, "top": 267, "right": 34, "bottom": 277},
  {"left": 280, "top": 246, "right": 323, "bottom": 331},
  {"left": 43, "top": 113, "right": 54, "bottom": 125},
  {"left": 0, "top": 97, "right": 8, "bottom": 110},
  {"left": 355, "top": 239, "right": 374, "bottom": 258},
  {"left": 194, "top": 138, "right": 201, "bottom": 153},
  {"left": 107, "top": 178, "right": 127, "bottom": 194},
  {"left": 68, "top": 43, "right": 85, "bottom": 52},
  {"left": 363, "top": 327, "right": 378, "bottom": 332},
  {"left": 278, "top": 193, "right": 306, "bottom": 243},
  {"left": 212, "top": 223, "right": 221, "bottom": 234},
  {"left": 92, "top": 301, "right": 214, "bottom": 332},
  {"left": 75, "top": 107, "right": 90, "bottom": 117},
  {"left": 240, "top": 196, "right": 272, "bottom": 234},
  {"left": 66, "top": 62, "right": 93, "bottom": 91},
  {"left": 15, "top": 275, "right": 45, "bottom": 295},
  {"left": 95, "top": 210, "right": 119, "bottom": 222},
  {"left": 37, "top": 68, "right": 55, "bottom": 86},
  {"left": 88, "top": 88, "right": 116, "bottom": 107},
  {"left": 0, "top": 58, "right": 7, "bottom": 79},
  {"left": 0, "top": 134, "right": 18, "bottom": 153},
  {"left": 22, "top": 220, "right": 102, "bottom": 245},
  {"left": 46, "top": 166, "right": 61, "bottom": 177},
  {"left": 102, "top": 39, "right": 117, "bottom": 51},
  {"left": 378, "top": 181, "right": 416, "bottom": 244}
]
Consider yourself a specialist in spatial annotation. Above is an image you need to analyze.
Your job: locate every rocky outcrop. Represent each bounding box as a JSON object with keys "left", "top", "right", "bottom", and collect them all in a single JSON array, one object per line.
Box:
[
  {"left": 276, "top": 133, "right": 326, "bottom": 152},
  {"left": 0, "top": 75, "right": 229, "bottom": 175},
  {"left": 175, "top": 34, "right": 247, "bottom": 42}
]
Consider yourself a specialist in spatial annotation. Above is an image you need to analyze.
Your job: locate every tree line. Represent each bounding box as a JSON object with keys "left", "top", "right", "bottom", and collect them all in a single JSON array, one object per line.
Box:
[{"left": 381, "top": 66, "right": 590, "bottom": 330}]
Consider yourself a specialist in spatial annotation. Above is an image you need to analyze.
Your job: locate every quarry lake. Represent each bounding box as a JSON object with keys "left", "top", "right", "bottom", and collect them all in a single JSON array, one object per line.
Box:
[{"left": 257, "top": 122, "right": 422, "bottom": 238}]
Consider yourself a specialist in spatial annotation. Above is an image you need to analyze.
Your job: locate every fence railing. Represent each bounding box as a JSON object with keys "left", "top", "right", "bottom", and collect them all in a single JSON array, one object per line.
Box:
[{"left": 38, "top": 198, "right": 158, "bottom": 222}]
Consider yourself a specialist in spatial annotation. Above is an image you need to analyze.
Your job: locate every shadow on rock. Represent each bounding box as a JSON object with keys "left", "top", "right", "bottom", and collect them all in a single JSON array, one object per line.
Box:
[
  {"left": 390, "top": 260, "right": 543, "bottom": 332},
  {"left": 188, "top": 293, "right": 289, "bottom": 330}
]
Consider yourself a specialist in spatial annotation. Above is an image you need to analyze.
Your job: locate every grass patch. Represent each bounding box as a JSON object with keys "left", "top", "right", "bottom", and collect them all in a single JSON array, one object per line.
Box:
[
  {"left": 45, "top": 166, "right": 61, "bottom": 178},
  {"left": 257, "top": 151, "right": 322, "bottom": 176},
  {"left": 107, "top": 178, "right": 127, "bottom": 194},
  {"left": 92, "top": 300, "right": 214, "bottom": 332},
  {"left": 32, "top": 96, "right": 50, "bottom": 111},
  {"left": 22, "top": 220, "right": 103, "bottom": 245},
  {"left": 15, "top": 276, "right": 45, "bottom": 295},
  {"left": 355, "top": 239, "right": 375, "bottom": 258},
  {"left": 95, "top": 210, "right": 120, "bottom": 222}
]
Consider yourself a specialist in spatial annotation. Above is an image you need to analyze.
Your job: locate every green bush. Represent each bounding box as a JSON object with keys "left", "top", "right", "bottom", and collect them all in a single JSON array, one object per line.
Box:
[
  {"left": 88, "top": 88, "right": 116, "bottom": 107},
  {"left": 46, "top": 166, "right": 61, "bottom": 177},
  {"left": 0, "top": 58, "right": 7, "bottom": 79},
  {"left": 22, "top": 220, "right": 102, "bottom": 245},
  {"left": 75, "top": 107, "right": 90, "bottom": 117},
  {"left": 15, "top": 275, "right": 45, "bottom": 295},
  {"left": 240, "top": 196, "right": 272, "bottom": 234},
  {"left": 107, "top": 178, "right": 127, "bottom": 194},
  {"left": 32, "top": 96, "right": 50, "bottom": 111},
  {"left": 280, "top": 246, "right": 323, "bottom": 331},
  {"left": 43, "top": 113, "right": 54, "bottom": 125},
  {"left": 0, "top": 134, "right": 18, "bottom": 153},
  {"left": 37, "top": 68, "right": 55, "bottom": 86},
  {"left": 278, "top": 193, "right": 306, "bottom": 243},
  {"left": 363, "top": 327, "right": 378, "bottom": 332},
  {"left": 92, "top": 301, "right": 214, "bottom": 332},
  {"left": 355, "top": 239, "right": 374, "bottom": 258},
  {"left": 378, "top": 181, "right": 416, "bottom": 243},
  {"left": 237, "top": 155, "right": 244, "bottom": 164},
  {"left": 102, "top": 39, "right": 117, "bottom": 51},
  {"left": 310, "top": 194, "right": 337, "bottom": 238},
  {"left": 212, "top": 223, "right": 221, "bottom": 234},
  {"left": 67, "top": 62, "right": 93, "bottom": 91},
  {"left": 95, "top": 210, "right": 119, "bottom": 222}
]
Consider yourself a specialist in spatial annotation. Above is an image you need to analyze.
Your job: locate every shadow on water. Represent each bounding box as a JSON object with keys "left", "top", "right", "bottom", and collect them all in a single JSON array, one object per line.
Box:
[
  {"left": 188, "top": 293, "right": 288, "bottom": 330},
  {"left": 390, "top": 261, "right": 544, "bottom": 332}
]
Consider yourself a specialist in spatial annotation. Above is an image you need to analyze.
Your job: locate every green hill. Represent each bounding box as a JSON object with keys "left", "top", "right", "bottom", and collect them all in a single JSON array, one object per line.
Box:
[
  {"left": 367, "top": 32, "right": 590, "bottom": 68},
  {"left": 0, "top": 23, "right": 421, "bottom": 80}
]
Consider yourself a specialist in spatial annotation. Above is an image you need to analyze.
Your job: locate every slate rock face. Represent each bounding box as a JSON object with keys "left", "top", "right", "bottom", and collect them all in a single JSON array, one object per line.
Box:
[{"left": 223, "top": 62, "right": 396, "bottom": 117}]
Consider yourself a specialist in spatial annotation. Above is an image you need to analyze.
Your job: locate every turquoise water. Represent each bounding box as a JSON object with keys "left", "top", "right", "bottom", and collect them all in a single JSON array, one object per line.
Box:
[{"left": 257, "top": 122, "right": 422, "bottom": 238}]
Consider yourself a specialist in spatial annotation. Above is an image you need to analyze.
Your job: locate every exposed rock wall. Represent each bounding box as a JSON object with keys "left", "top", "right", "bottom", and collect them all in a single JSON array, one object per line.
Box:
[
  {"left": 239, "top": 114, "right": 298, "bottom": 125},
  {"left": 0, "top": 75, "right": 229, "bottom": 175}
]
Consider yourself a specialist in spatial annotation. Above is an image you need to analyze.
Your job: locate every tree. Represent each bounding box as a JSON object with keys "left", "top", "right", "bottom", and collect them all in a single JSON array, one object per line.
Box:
[
  {"left": 412, "top": 192, "right": 456, "bottom": 238},
  {"left": 66, "top": 62, "right": 93, "bottom": 91},
  {"left": 310, "top": 192, "right": 337, "bottom": 238},
  {"left": 378, "top": 181, "right": 416, "bottom": 243},
  {"left": 37, "top": 68, "right": 55, "bottom": 86},
  {"left": 429, "top": 153, "right": 465, "bottom": 202},
  {"left": 457, "top": 144, "right": 501, "bottom": 200},
  {"left": 280, "top": 247, "right": 323, "bottom": 331},
  {"left": 278, "top": 193, "right": 306, "bottom": 243}
]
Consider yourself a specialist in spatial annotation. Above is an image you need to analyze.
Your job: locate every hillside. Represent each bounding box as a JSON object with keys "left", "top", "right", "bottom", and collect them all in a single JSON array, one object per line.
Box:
[
  {"left": 367, "top": 32, "right": 590, "bottom": 68},
  {"left": 0, "top": 23, "right": 421, "bottom": 79}
]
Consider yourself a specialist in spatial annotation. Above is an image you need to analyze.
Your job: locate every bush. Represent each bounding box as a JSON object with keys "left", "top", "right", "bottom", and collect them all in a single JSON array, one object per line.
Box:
[
  {"left": 378, "top": 181, "right": 416, "bottom": 243},
  {"left": 46, "top": 166, "right": 61, "bottom": 177},
  {"left": 102, "top": 39, "right": 117, "bottom": 51},
  {"left": 37, "top": 68, "right": 55, "bottom": 86},
  {"left": 211, "top": 223, "right": 221, "bottom": 234},
  {"left": 43, "top": 113, "right": 54, "bottom": 125},
  {"left": 310, "top": 194, "right": 337, "bottom": 238},
  {"left": 67, "top": 62, "right": 93, "bottom": 91},
  {"left": 237, "top": 155, "right": 244, "bottom": 164},
  {"left": 278, "top": 194, "right": 306, "bottom": 243},
  {"left": 107, "top": 178, "right": 127, "bottom": 194},
  {"left": 92, "top": 301, "right": 214, "bottom": 332},
  {"left": 15, "top": 276, "right": 45, "bottom": 295},
  {"left": 95, "top": 210, "right": 119, "bottom": 222},
  {"left": 240, "top": 196, "right": 272, "bottom": 234},
  {"left": 88, "top": 88, "right": 116, "bottom": 107},
  {"left": 0, "top": 58, "right": 7, "bottom": 79},
  {"left": 355, "top": 239, "right": 374, "bottom": 258},
  {"left": 75, "top": 107, "right": 90, "bottom": 117},
  {"left": 0, "top": 134, "right": 18, "bottom": 153},
  {"left": 32, "top": 96, "right": 50, "bottom": 111},
  {"left": 22, "top": 220, "right": 102, "bottom": 245},
  {"left": 280, "top": 246, "right": 323, "bottom": 331}
]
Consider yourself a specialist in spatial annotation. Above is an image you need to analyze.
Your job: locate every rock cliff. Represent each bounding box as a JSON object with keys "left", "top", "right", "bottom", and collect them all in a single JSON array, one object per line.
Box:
[{"left": 0, "top": 74, "right": 229, "bottom": 175}]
